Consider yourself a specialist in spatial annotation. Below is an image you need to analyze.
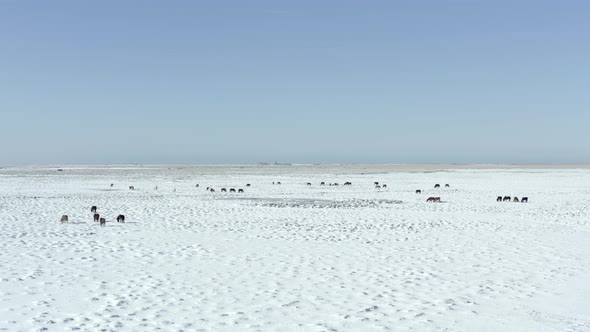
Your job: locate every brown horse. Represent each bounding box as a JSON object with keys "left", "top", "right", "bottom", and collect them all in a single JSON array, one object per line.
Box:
[
  {"left": 306, "top": 183, "right": 312, "bottom": 186},
  {"left": 230, "top": 188, "right": 236, "bottom": 192},
  {"left": 221, "top": 188, "right": 227, "bottom": 192},
  {"left": 91, "top": 206, "right": 97, "bottom": 213},
  {"left": 99, "top": 218, "right": 106, "bottom": 226},
  {"left": 93, "top": 213, "right": 100, "bottom": 222},
  {"left": 445, "top": 184, "right": 450, "bottom": 188},
  {"left": 238, "top": 189, "right": 244, "bottom": 193},
  {"left": 382, "top": 184, "right": 387, "bottom": 188},
  {"left": 60, "top": 215, "right": 69, "bottom": 223},
  {"left": 426, "top": 197, "right": 441, "bottom": 202},
  {"left": 117, "top": 215, "right": 125, "bottom": 223},
  {"left": 320, "top": 182, "right": 325, "bottom": 186},
  {"left": 434, "top": 184, "right": 440, "bottom": 189},
  {"left": 344, "top": 182, "right": 352, "bottom": 186},
  {"left": 503, "top": 196, "right": 511, "bottom": 202},
  {"left": 416, "top": 190, "right": 422, "bottom": 194},
  {"left": 513, "top": 197, "right": 520, "bottom": 202},
  {"left": 521, "top": 197, "right": 528, "bottom": 203},
  {"left": 497, "top": 196, "right": 503, "bottom": 202}
]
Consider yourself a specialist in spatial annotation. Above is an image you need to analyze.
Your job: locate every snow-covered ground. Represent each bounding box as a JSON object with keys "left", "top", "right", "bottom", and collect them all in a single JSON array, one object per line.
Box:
[{"left": 0, "top": 165, "right": 589, "bottom": 331}]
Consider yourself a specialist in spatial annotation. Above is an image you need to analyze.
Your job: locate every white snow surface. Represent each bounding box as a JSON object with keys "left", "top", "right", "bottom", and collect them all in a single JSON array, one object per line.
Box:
[{"left": 0, "top": 165, "right": 589, "bottom": 331}]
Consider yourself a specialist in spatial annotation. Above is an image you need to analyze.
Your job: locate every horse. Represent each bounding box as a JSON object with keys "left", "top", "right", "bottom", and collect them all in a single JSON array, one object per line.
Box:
[
  {"left": 246, "top": 184, "right": 251, "bottom": 187},
  {"left": 99, "top": 218, "right": 106, "bottom": 226},
  {"left": 320, "top": 182, "right": 325, "bottom": 186},
  {"left": 277, "top": 182, "right": 281, "bottom": 185},
  {"left": 426, "top": 197, "right": 441, "bottom": 202},
  {"left": 117, "top": 215, "right": 125, "bottom": 223},
  {"left": 60, "top": 215, "right": 69, "bottom": 223},
  {"left": 521, "top": 197, "right": 528, "bottom": 203},
  {"left": 230, "top": 188, "right": 236, "bottom": 193},
  {"left": 91, "top": 206, "right": 97, "bottom": 213},
  {"left": 497, "top": 196, "right": 503, "bottom": 202},
  {"left": 445, "top": 184, "right": 450, "bottom": 188},
  {"left": 513, "top": 197, "right": 520, "bottom": 202},
  {"left": 221, "top": 188, "right": 227, "bottom": 192},
  {"left": 306, "top": 183, "right": 312, "bottom": 186},
  {"left": 210, "top": 188, "right": 215, "bottom": 192},
  {"left": 196, "top": 184, "right": 199, "bottom": 187},
  {"left": 416, "top": 190, "right": 422, "bottom": 194},
  {"left": 238, "top": 189, "right": 244, "bottom": 193},
  {"left": 374, "top": 182, "right": 379, "bottom": 185},
  {"left": 110, "top": 183, "right": 114, "bottom": 188},
  {"left": 382, "top": 184, "right": 387, "bottom": 188},
  {"left": 93, "top": 213, "right": 100, "bottom": 222},
  {"left": 375, "top": 185, "right": 381, "bottom": 189},
  {"left": 129, "top": 186, "right": 135, "bottom": 190},
  {"left": 333, "top": 183, "right": 339, "bottom": 186},
  {"left": 503, "top": 196, "right": 511, "bottom": 202},
  {"left": 344, "top": 182, "right": 352, "bottom": 186},
  {"left": 434, "top": 184, "right": 440, "bottom": 189}
]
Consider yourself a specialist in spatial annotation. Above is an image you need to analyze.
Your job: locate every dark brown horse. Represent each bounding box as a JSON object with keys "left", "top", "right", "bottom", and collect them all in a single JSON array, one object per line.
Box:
[
  {"left": 513, "top": 197, "right": 520, "bottom": 202},
  {"left": 344, "top": 182, "right": 352, "bottom": 186},
  {"left": 230, "top": 188, "right": 236, "bottom": 192},
  {"left": 91, "top": 206, "right": 97, "bottom": 213},
  {"left": 416, "top": 190, "right": 422, "bottom": 194},
  {"left": 221, "top": 188, "right": 227, "bottom": 192},
  {"left": 497, "top": 196, "right": 502, "bottom": 202},
  {"left": 238, "top": 189, "right": 244, "bottom": 193},
  {"left": 60, "top": 215, "right": 69, "bottom": 223},
  {"left": 521, "top": 197, "right": 528, "bottom": 203},
  {"left": 117, "top": 215, "right": 125, "bottom": 223},
  {"left": 426, "top": 197, "right": 441, "bottom": 202},
  {"left": 93, "top": 213, "right": 100, "bottom": 222},
  {"left": 445, "top": 184, "right": 450, "bottom": 188},
  {"left": 434, "top": 184, "right": 440, "bottom": 189},
  {"left": 99, "top": 218, "right": 106, "bottom": 226},
  {"left": 503, "top": 196, "right": 511, "bottom": 202}
]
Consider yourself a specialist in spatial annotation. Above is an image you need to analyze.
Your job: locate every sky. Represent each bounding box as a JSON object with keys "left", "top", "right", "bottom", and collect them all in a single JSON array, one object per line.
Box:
[{"left": 1, "top": 0, "right": 589, "bottom": 165}]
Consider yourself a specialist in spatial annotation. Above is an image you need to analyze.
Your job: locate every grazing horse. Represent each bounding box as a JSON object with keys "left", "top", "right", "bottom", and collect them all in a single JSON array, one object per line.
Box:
[
  {"left": 210, "top": 188, "right": 215, "bottom": 192},
  {"left": 445, "top": 184, "right": 450, "bottom": 188},
  {"left": 375, "top": 185, "right": 381, "bottom": 189},
  {"left": 91, "top": 206, "right": 97, "bottom": 213},
  {"left": 344, "top": 182, "right": 352, "bottom": 186},
  {"left": 434, "top": 184, "right": 440, "bottom": 189},
  {"left": 221, "top": 188, "right": 227, "bottom": 192},
  {"left": 238, "top": 189, "right": 244, "bottom": 193},
  {"left": 246, "top": 184, "right": 251, "bottom": 187},
  {"left": 416, "top": 190, "right": 422, "bottom": 194},
  {"left": 426, "top": 197, "right": 441, "bottom": 202},
  {"left": 99, "top": 218, "right": 106, "bottom": 226},
  {"left": 230, "top": 188, "right": 236, "bottom": 193},
  {"left": 60, "top": 215, "right": 69, "bottom": 223},
  {"left": 497, "top": 196, "right": 503, "bottom": 202},
  {"left": 306, "top": 183, "right": 312, "bottom": 186},
  {"left": 320, "top": 182, "right": 325, "bottom": 186},
  {"left": 93, "top": 213, "right": 100, "bottom": 222},
  {"left": 117, "top": 215, "right": 125, "bottom": 223},
  {"left": 513, "top": 197, "right": 520, "bottom": 202},
  {"left": 382, "top": 184, "right": 387, "bottom": 188},
  {"left": 374, "top": 182, "right": 379, "bottom": 185},
  {"left": 521, "top": 197, "right": 528, "bottom": 203},
  {"left": 129, "top": 186, "right": 135, "bottom": 190},
  {"left": 333, "top": 183, "right": 339, "bottom": 186},
  {"left": 503, "top": 196, "right": 511, "bottom": 202}
]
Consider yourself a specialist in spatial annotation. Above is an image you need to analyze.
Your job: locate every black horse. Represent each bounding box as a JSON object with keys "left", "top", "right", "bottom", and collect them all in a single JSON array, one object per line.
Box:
[{"left": 117, "top": 215, "right": 125, "bottom": 223}]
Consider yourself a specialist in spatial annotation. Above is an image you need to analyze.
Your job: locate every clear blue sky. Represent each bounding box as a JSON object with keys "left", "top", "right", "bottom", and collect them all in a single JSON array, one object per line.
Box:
[{"left": 1, "top": 0, "right": 589, "bottom": 164}]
